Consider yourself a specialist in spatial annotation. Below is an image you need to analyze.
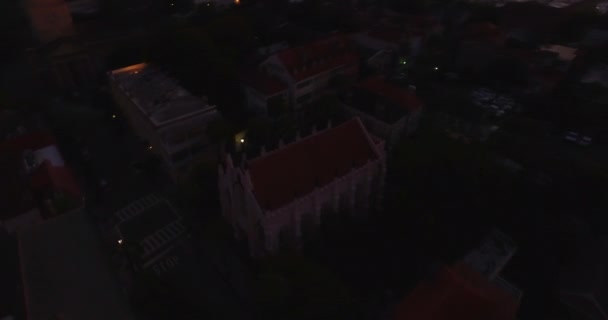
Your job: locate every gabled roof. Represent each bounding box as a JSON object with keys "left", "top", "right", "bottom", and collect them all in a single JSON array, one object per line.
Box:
[
  {"left": 276, "top": 33, "right": 359, "bottom": 81},
  {"left": 248, "top": 118, "right": 379, "bottom": 211},
  {"left": 0, "top": 132, "right": 56, "bottom": 152},
  {"left": 462, "top": 22, "right": 505, "bottom": 46},
  {"left": 356, "top": 76, "right": 423, "bottom": 112},
  {"left": 393, "top": 263, "right": 520, "bottom": 320},
  {"left": 241, "top": 69, "right": 288, "bottom": 96},
  {"left": 30, "top": 160, "right": 82, "bottom": 199}
]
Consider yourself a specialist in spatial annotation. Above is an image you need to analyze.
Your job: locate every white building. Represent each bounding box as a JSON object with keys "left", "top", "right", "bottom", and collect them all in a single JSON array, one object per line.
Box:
[
  {"left": 218, "top": 117, "right": 386, "bottom": 257},
  {"left": 243, "top": 33, "right": 360, "bottom": 113},
  {"left": 108, "top": 63, "right": 222, "bottom": 179},
  {"left": 341, "top": 76, "right": 423, "bottom": 150}
]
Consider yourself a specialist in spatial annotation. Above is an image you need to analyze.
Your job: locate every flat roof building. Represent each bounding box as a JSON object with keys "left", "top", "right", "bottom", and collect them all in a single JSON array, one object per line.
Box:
[{"left": 108, "top": 63, "right": 222, "bottom": 180}]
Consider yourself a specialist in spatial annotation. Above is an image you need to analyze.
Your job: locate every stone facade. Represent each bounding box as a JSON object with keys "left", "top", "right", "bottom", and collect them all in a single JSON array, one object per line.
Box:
[{"left": 218, "top": 119, "right": 386, "bottom": 257}]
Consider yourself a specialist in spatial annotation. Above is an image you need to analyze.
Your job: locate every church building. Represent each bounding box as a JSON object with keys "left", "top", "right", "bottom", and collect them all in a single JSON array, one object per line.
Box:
[{"left": 218, "top": 117, "right": 387, "bottom": 257}]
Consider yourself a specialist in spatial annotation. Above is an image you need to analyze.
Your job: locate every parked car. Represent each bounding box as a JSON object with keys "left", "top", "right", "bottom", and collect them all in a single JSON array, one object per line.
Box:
[{"left": 564, "top": 131, "right": 593, "bottom": 146}]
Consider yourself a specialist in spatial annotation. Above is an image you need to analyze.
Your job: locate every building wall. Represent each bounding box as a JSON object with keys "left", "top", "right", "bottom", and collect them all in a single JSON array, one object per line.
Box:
[
  {"left": 265, "top": 55, "right": 359, "bottom": 110},
  {"left": 219, "top": 125, "right": 387, "bottom": 257},
  {"left": 340, "top": 103, "right": 421, "bottom": 150},
  {"left": 109, "top": 77, "right": 218, "bottom": 180},
  {"left": 2, "top": 208, "right": 43, "bottom": 234}
]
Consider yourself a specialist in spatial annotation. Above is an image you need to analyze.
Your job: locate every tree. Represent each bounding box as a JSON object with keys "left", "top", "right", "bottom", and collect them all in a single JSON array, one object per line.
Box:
[{"left": 0, "top": 0, "right": 30, "bottom": 60}]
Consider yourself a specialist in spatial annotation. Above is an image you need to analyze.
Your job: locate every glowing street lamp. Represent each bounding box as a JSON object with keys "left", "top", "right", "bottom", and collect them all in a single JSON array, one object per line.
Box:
[
  {"left": 112, "top": 114, "right": 116, "bottom": 119},
  {"left": 118, "top": 239, "right": 123, "bottom": 245},
  {"left": 434, "top": 67, "right": 439, "bottom": 71},
  {"left": 240, "top": 138, "right": 245, "bottom": 143}
]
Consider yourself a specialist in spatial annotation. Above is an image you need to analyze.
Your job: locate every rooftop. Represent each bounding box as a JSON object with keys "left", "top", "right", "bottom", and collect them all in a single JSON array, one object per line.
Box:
[
  {"left": 19, "top": 210, "right": 136, "bottom": 320},
  {"left": 247, "top": 118, "right": 379, "bottom": 211},
  {"left": 0, "top": 132, "right": 80, "bottom": 221},
  {"left": 463, "top": 230, "right": 517, "bottom": 280},
  {"left": 108, "top": 63, "right": 218, "bottom": 128},
  {"left": 276, "top": 33, "right": 359, "bottom": 81},
  {"left": 241, "top": 69, "right": 288, "bottom": 96},
  {"left": 355, "top": 76, "right": 422, "bottom": 115},
  {"left": 393, "top": 263, "right": 520, "bottom": 320},
  {"left": 115, "top": 194, "right": 186, "bottom": 266}
]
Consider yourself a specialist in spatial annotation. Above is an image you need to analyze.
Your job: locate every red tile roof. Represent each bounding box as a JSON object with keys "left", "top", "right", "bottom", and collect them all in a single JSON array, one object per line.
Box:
[
  {"left": 393, "top": 263, "right": 520, "bottom": 320},
  {"left": 356, "top": 76, "right": 422, "bottom": 112},
  {"left": 247, "top": 118, "right": 378, "bottom": 211},
  {"left": 31, "top": 160, "right": 82, "bottom": 199},
  {"left": 241, "top": 70, "right": 287, "bottom": 96},
  {"left": 463, "top": 22, "right": 506, "bottom": 46},
  {"left": 276, "top": 33, "right": 359, "bottom": 82},
  {"left": 0, "top": 132, "right": 56, "bottom": 153}
]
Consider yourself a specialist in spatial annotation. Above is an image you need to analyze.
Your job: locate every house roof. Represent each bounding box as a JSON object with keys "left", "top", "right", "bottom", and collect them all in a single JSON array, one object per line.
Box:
[
  {"left": 356, "top": 76, "right": 423, "bottom": 112},
  {"left": 276, "top": 33, "right": 359, "bottom": 81},
  {"left": 241, "top": 70, "right": 287, "bottom": 96},
  {"left": 393, "top": 263, "right": 520, "bottom": 320},
  {"left": 30, "top": 160, "right": 82, "bottom": 199},
  {"left": 0, "top": 132, "right": 56, "bottom": 153},
  {"left": 463, "top": 22, "right": 506, "bottom": 46},
  {"left": 248, "top": 118, "right": 379, "bottom": 211}
]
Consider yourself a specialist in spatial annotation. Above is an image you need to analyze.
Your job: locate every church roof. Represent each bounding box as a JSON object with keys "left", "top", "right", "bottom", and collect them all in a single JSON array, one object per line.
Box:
[{"left": 248, "top": 118, "right": 379, "bottom": 211}]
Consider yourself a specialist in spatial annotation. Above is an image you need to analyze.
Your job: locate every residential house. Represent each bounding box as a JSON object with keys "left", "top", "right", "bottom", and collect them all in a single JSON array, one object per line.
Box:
[
  {"left": 218, "top": 117, "right": 386, "bottom": 257},
  {"left": 108, "top": 63, "right": 223, "bottom": 180},
  {"left": 245, "top": 33, "right": 360, "bottom": 112},
  {"left": 0, "top": 132, "right": 83, "bottom": 234},
  {"left": 392, "top": 262, "right": 521, "bottom": 320},
  {"left": 241, "top": 70, "right": 289, "bottom": 116},
  {"left": 350, "top": 14, "right": 443, "bottom": 74},
  {"left": 341, "top": 76, "right": 422, "bottom": 149}
]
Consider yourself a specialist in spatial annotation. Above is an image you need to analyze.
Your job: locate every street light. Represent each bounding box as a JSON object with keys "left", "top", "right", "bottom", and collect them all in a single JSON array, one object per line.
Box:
[
  {"left": 148, "top": 145, "right": 153, "bottom": 150},
  {"left": 434, "top": 67, "right": 439, "bottom": 71},
  {"left": 118, "top": 239, "right": 123, "bottom": 245},
  {"left": 240, "top": 138, "right": 245, "bottom": 143},
  {"left": 112, "top": 114, "right": 116, "bottom": 119}
]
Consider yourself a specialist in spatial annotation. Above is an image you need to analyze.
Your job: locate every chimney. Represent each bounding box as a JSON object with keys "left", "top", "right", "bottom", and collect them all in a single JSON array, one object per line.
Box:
[
  {"left": 312, "top": 124, "right": 317, "bottom": 135},
  {"left": 260, "top": 145, "right": 266, "bottom": 155},
  {"left": 295, "top": 131, "right": 301, "bottom": 141},
  {"left": 278, "top": 139, "right": 284, "bottom": 148},
  {"left": 327, "top": 119, "right": 332, "bottom": 129}
]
